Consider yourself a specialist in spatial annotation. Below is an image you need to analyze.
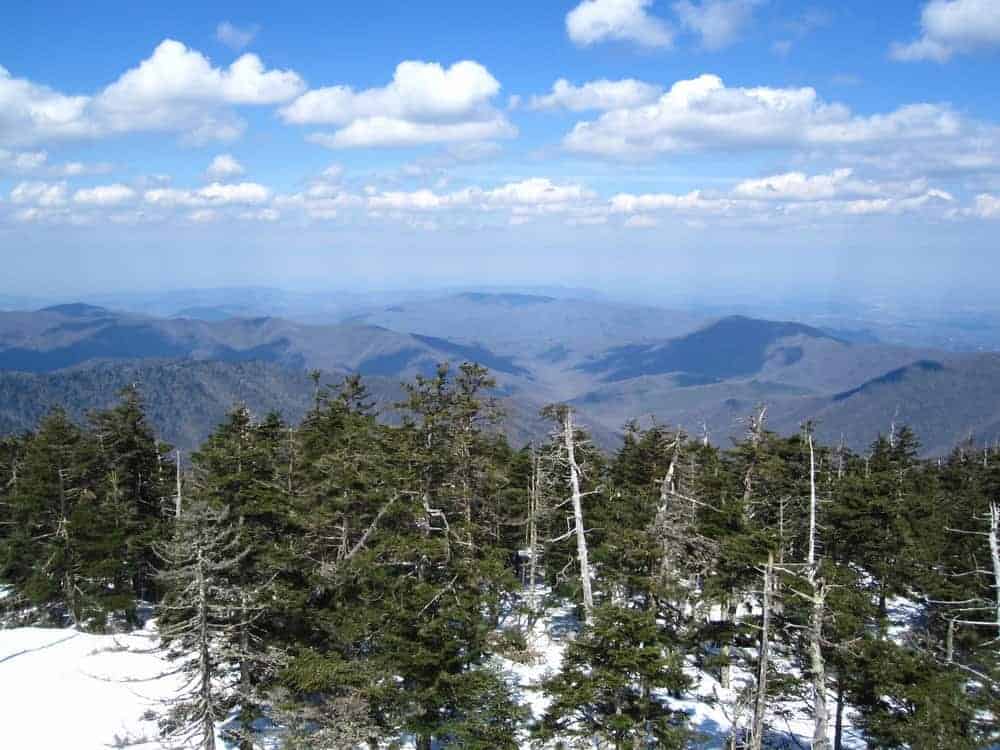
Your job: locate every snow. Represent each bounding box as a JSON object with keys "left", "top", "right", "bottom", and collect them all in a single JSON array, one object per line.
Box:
[
  {"left": 0, "top": 591, "right": 927, "bottom": 749},
  {"left": 0, "top": 621, "right": 224, "bottom": 750}
]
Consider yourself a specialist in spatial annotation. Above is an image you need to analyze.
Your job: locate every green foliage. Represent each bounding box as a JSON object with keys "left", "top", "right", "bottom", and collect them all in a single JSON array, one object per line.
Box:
[
  {"left": 539, "top": 604, "right": 691, "bottom": 749},
  {"left": 2, "top": 368, "right": 998, "bottom": 748}
]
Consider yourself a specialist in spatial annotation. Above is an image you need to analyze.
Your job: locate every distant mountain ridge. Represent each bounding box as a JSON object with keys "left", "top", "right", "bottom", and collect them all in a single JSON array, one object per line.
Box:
[
  {"left": 0, "top": 306, "right": 531, "bottom": 382},
  {"left": 0, "top": 296, "right": 997, "bottom": 455},
  {"left": 577, "top": 316, "right": 841, "bottom": 382}
]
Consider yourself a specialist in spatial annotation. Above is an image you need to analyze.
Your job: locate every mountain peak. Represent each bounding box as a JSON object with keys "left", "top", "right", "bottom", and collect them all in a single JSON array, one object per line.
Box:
[{"left": 39, "top": 303, "right": 111, "bottom": 317}]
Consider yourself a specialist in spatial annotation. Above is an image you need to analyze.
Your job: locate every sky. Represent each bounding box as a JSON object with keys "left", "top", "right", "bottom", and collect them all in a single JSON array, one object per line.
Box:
[{"left": 1, "top": 0, "right": 999, "bottom": 303}]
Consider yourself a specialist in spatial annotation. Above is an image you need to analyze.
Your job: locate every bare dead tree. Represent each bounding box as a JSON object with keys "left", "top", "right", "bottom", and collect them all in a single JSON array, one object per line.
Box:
[
  {"left": 174, "top": 450, "right": 182, "bottom": 520},
  {"left": 749, "top": 552, "right": 773, "bottom": 750},
  {"left": 931, "top": 501, "right": 1000, "bottom": 685},
  {"left": 773, "top": 430, "right": 831, "bottom": 750},
  {"left": 542, "top": 405, "right": 595, "bottom": 623}
]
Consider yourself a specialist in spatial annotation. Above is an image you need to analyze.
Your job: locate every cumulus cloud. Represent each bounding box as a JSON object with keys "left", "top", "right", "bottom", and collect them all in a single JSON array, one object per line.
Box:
[
  {"left": 610, "top": 168, "right": 955, "bottom": 221},
  {"left": 282, "top": 60, "right": 499, "bottom": 124},
  {"left": 971, "top": 193, "right": 1000, "bottom": 218},
  {"left": 306, "top": 117, "right": 514, "bottom": 149},
  {"left": 0, "top": 148, "right": 48, "bottom": 173},
  {"left": 205, "top": 154, "right": 245, "bottom": 180},
  {"left": 0, "top": 40, "right": 305, "bottom": 146},
  {"left": 529, "top": 78, "right": 663, "bottom": 111},
  {"left": 215, "top": 21, "right": 259, "bottom": 51},
  {"left": 72, "top": 183, "right": 136, "bottom": 206},
  {"left": 566, "top": 0, "right": 674, "bottom": 48},
  {"left": 732, "top": 168, "right": 931, "bottom": 202},
  {"left": 366, "top": 178, "right": 596, "bottom": 213},
  {"left": 282, "top": 60, "right": 513, "bottom": 148},
  {"left": 143, "top": 181, "right": 270, "bottom": 208},
  {"left": 891, "top": 0, "right": 1000, "bottom": 62},
  {"left": 273, "top": 183, "right": 363, "bottom": 220},
  {"left": 563, "top": 73, "right": 966, "bottom": 159},
  {"left": 673, "top": 0, "right": 762, "bottom": 50},
  {"left": 321, "top": 163, "right": 344, "bottom": 180},
  {"left": 10, "top": 181, "right": 68, "bottom": 206}
]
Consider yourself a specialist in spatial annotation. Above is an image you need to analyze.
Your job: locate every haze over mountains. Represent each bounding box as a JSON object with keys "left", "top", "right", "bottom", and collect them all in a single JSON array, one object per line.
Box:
[{"left": 1, "top": 289, "right": 998, "bottom": 456}]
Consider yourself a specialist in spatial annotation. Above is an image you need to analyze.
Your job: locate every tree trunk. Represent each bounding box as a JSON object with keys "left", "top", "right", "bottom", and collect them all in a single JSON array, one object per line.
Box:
[
  {"left": 807, "top": 435, "right": 817, "bottom": 568},
  {"left": 749, "top": 553, "right": 772, "bottom": 750},
  {"left": 174, "top": 449, "right": 183, "bottom": 519},
  {"left": 198, "top": 547, "right": 216, "bottom": 750},
  {"left": 238, "top": 591, "right": 252, "bottom": 750},
  {"left": 563, "top": 409, "right": 593, "bottom": 621},
  {"left": 990, "top": 503, "right": 1000, "bottom": 636},
  {"left": 834, "top": 673, "right": 845, "bottom": 750},
  {"left": 810, "top": 580, "right": 830, "bottom": 750}
]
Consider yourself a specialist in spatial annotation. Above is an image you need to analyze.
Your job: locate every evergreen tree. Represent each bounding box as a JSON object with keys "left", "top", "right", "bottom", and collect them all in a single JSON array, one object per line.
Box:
[
  {"left": 538, "top": 603, "right": 691, "bottom": 749},
  {"left": 156, "top": 501, "right": 257, "bottom": 750}
]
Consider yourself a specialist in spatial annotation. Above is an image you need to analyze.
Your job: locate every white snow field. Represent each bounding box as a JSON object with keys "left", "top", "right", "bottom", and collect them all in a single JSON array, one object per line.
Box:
[{"left": 0, "top": 621, "right": 195, "bottom": 749}]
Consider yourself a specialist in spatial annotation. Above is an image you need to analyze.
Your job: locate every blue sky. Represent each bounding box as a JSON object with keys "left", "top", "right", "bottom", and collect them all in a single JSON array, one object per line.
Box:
[{"left": 1, "top": 0, "right": 999, "bottom": 302}]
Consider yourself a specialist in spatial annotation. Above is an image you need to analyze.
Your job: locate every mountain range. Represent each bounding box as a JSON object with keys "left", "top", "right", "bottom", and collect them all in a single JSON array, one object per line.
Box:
[{"left": 0, "top": 292, "right": 997, "bottom": 456}]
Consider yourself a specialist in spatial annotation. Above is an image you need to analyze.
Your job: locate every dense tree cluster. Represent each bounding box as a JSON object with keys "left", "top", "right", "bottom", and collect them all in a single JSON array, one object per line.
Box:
[{"left": 1, "top": 367, "right": 998, "bottom": 748}]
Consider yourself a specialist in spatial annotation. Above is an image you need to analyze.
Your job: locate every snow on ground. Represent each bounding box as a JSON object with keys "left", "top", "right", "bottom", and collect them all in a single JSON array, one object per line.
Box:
[
  {"left": 493, "top": 590, "right": 874, "bottom": 749},
  {"left": 0, "top": 592, "right": 922, "bottom": 749},
  {"left": 494, "top": 598, "right": 578, "bottom": 724},
  {"left": 0, "top": 621, "right": 230, "bottom": 750}
]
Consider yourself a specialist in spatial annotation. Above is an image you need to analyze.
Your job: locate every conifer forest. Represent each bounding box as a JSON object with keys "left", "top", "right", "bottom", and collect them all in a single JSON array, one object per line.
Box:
[{"left": 1, "top": 363, "right": 998, "bottom": 749}]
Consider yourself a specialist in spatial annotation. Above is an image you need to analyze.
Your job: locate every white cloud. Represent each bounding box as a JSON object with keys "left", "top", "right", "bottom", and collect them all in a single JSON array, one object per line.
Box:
[
  {"left": 732, "top": 168, "right": 930, "bottom": 202},
  {"left": 0, "top": 148, "right": 48, "bottom": 173},
  {"left": 321, "top": 163, "right": 344, "bottom": 180},
  {"left": 216, "top": 21, "right": 259, "bottom": 51},
  {"left": 566, "top": 0, "right": 673, "bottom": 48},
  {"left": 187, "top": 209, "right": 218, "bottom": 223},
  {"left": 624, "top": 214, "right": 659, "bottom": 228},
  {"left": 57, "top": 160, "right": 114, "bottom": 177},
  {"left": 971, "top": 193, "right": 1000, "bottom": 218},
  {"left": 10, "top": 181, "right": 67, "bottom": 206},
  {"left": 483, "top": 178, "right": 595, "bottom": 207},
  {"left": 143, "top": 181, "right": 270, "bottom": 207},
  {"left": 282, "top": 60, "right": 512, "bottom": 148},
  {"left": 673, "top": 0, "right": 761, "bottom": 51},
  {"left": 0, "top": 40, "right": 304, "bottom": 146},
  {"left": 366, "top": 178, "right": 596, "bottom": 214},
  {"left": 611, "top": 189, "right": 734, "bottom": 214},
  {"left": 891, "top": 0, "right": 1000, "bottom": 62},
  {"left": 274, "top": 185, "right": 363, "bottom": 220},
  {"left": 839, "top": 189, "right": 953, "bottom": 216},
  {"left": 0, "top": 66, "right": 93, "bottom": 144},
  {"left": 307, "top": 116, "right": 514, "bottom": 149},
  {"left": 205, "top": 154, "right": 245, "bottom": 180},
  {"left": 72, "top": 183, "right": 136, "bottom": 206},
  {"left": 368, "top": 188, "right": 456, "bottom": 211},
  {"left": 529, "top": 78, "right": 663, "bottom": 111},
  {"left": 282, "top": 60, "right": 499, "bottom": 124},
  {"left": 239, "top": 208, "right": 280, "bottom": 221},
  {"left": 610, "top": 169, "right": 956, "bottom": 221},
  {"left": 563, "top": 73, "right": 965, "bottom": 159}
]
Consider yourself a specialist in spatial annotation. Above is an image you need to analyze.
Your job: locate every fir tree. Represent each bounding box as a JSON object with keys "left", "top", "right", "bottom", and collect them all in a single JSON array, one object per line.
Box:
[{"left": 538, "top": 603, "right": 691, "bottom": 749}]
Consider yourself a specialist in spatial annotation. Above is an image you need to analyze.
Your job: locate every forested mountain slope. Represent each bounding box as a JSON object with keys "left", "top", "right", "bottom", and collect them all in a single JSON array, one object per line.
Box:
[
  {"left": 1, "top": 373, "right": 996, "bottom": 749},
  {"left": 0, "top": 300, "right": 998, "bottom": 455}
]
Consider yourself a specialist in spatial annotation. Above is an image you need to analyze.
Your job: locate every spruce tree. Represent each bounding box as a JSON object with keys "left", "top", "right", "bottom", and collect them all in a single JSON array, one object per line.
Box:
[{"left": 538, "top": 603, "right": 691, "bottom": 749}]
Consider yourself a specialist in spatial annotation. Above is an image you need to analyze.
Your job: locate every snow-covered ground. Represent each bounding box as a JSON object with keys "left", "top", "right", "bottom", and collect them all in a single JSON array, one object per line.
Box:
[
  {"left": 0, "top": 621, "right": 201, "bottom": 749},
  {"left": 493, "top": 592, "right": 872, "bottom": 750},
  {"left": 1, "top": 592, "right": 925, "bottom": 749}
]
